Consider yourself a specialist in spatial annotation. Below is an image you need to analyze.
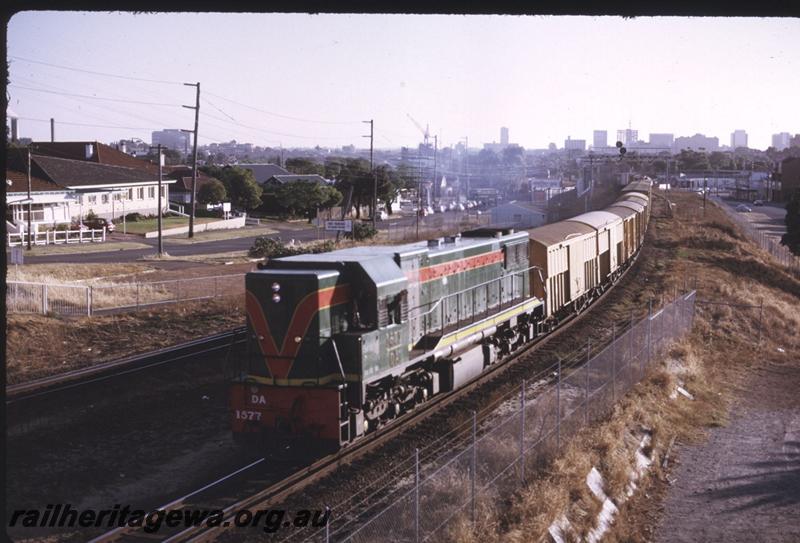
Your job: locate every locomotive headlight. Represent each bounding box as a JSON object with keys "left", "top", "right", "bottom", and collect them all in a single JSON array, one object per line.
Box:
[
  {"left": 272, "top": 293, "right": 281, "bottom": 303},
  {"left": 271, "top": 282, "right": 281, "bottom": 292}
]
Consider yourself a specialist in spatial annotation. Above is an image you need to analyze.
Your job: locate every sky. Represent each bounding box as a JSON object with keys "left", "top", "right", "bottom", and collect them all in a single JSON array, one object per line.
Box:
[{"left": 6, "top": 12, "right": 800, "bottom": 151}]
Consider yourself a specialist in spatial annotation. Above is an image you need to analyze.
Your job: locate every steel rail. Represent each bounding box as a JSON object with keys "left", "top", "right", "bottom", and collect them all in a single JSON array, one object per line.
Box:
[{"left": 6, "top": 327, "right": 247, "bottom": 404}]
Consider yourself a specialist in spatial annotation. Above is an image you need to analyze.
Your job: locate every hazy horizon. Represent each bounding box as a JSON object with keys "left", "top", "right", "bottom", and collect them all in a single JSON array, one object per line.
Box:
[{"left": 7, "top": 12, "right": 799, "bottom": 151}]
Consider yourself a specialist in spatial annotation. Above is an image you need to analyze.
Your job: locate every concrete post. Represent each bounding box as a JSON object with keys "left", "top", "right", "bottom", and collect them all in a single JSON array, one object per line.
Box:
[
  {"left": 520, "top": 379, "right": 526, "bottom": 482},
  {"left": 471, "top": 410, "right": 477, "bottom": 527},
  {"left": 415, "top": 448, "right": 420, "bottom": 543}
]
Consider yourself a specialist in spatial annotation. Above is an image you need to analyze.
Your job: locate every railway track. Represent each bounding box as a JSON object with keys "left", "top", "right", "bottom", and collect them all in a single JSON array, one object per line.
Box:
[
  {"left": 90, "top": 245, "right": 650, "bottom": 543},
  {"left": 6, "top": 327, "right": 247, "bottom": 404}
]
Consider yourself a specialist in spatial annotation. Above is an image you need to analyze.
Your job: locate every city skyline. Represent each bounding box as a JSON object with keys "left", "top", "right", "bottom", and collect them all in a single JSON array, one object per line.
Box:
[{"left": 7, "top": 13, "right": 799, "bottom": 150}]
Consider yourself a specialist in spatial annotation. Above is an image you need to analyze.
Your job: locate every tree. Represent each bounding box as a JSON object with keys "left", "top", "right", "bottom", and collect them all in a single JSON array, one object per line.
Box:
[
  {"left": 782, "top": 190, "right": 800, "bottom": 256},
  {"left": 200, "top": 165, "right": 263, "bottom": 210},
  {"left": 197, "top": 179, "right": 227, "bottom": 205},
  {"left": 269, "top": 181, "right": 342, "bottom": 219},
  {"left": 146, "top": 148, "right": 183, "bottom": 165},
  {"left": 285, "top": 157, "right": 325, "bottom": 176},
  {"left": 333, "top": 158, "right": 372, "bottom": 218}
]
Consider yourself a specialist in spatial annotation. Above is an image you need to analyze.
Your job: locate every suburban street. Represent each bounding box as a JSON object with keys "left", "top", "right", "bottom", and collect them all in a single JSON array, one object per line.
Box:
[{"left": 720, "top": 199, "right": 788, "bottom": 241}]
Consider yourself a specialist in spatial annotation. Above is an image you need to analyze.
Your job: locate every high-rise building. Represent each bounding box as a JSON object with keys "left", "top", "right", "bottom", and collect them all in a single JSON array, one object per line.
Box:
[
  {"left": 151, "top": 129, "right": 190, "bottom": 153},
  {"left": 730, "top": 130, "right": 748, "bottom": 149},
  {"left": 772, "top": 132, "right": 792, "bottom": 151},
  {"left": 673, "top": 133, "right": 719, "bottom": 152},
  {"left": 616, "top": 128, "right": 638, "bottom": 146},
  {"left": 649, "top": 133, "right": 674, "bottom": 149},
  {"left": 593, "top": 130, "right": 607, "bottom": 149},
  {"left": 564, "top": 137, "right": 586, "bottom": 151},
  {"left": 500, "top": 127, "right": 509, "bottom": 146}
]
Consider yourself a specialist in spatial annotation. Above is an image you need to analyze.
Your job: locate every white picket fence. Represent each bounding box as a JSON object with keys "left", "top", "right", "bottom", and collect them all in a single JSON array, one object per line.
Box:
[{"left": 7, "top": 228, "right": 106, "bottom": 247}]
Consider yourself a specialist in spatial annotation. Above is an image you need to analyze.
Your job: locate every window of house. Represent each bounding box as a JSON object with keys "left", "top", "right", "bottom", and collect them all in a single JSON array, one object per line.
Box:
[
  {"left": 148, "top": 186, "right": 156, "bottom": 199},
  {"left": 101, "top": 194, "right": 109, "bottom": 204},
  {"left": 137, "top": 187, "right": 145, "bottom": 199},
  {"left": 128, "top": 188, "right": 134, "bottom": 200},
  {"left": 114, "top": 193, "right": 123, "bottom": 201},
  {"left": 160, "top": 186, "right": 166, "bottom": 198},
  {"left": 88, "top": 195, "right": 97, "bottom": 205}
]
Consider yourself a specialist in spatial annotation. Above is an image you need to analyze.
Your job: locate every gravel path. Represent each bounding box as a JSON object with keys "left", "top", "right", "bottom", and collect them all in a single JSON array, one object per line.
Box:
[{"left": 654, "top": 353, "right": 800, "bottom": 543}]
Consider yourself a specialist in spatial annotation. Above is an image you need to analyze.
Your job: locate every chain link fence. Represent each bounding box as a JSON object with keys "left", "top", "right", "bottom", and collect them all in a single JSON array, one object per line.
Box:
[
  {"left": 6, "top": 274, "right": 244, "bottom": 316},
  {"left": 293, "top": 290, "right": 697, "bottom": 543}
]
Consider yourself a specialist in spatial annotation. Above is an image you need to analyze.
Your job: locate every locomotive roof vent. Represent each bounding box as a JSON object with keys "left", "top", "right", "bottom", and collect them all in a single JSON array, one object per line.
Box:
[{"left": 427, "top": 238, "right": 445, "bottom": 248}]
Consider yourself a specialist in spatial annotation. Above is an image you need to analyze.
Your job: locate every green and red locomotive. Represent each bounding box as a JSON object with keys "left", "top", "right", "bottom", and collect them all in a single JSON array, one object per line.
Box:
[{"left": 231, "top": 180, "right": 652, "bottom": 452}]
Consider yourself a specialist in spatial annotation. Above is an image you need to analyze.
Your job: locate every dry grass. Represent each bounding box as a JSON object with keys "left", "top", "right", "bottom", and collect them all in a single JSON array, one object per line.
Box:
[
  {"left": 6, "top": 296, "right": 244, "bottom": 384},
  {"left": 6, "top": 263, "right": 156, "bottom": 284}
]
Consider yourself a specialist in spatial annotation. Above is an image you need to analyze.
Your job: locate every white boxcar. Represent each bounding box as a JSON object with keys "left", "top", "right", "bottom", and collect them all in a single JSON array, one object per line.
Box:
[
  {"left": 527, "top": 221, "right": 596, "bottom": 318},
  {"left": 566, "top": 210, "right": 625, "bottom": 284}
]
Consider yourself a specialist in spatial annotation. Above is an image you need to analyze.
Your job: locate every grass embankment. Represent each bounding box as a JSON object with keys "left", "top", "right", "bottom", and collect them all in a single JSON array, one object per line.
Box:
[
  {"left": 5, "top": 262, "right": 251, "bottom": 384},
  {"left": 448, "top": 191, "right": 800, "bottom": 542},
  {"left": 6, "top": 297, "right": 244, "bottom": 384}
]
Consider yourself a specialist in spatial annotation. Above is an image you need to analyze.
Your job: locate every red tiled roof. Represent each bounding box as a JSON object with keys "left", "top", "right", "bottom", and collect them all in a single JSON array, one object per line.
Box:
[
  {"left": 6, "top": 169, "right": 63, "bottom": 192},
  {"left": 30, "top": 141, "right": 160, "bottom": 174},
  {"left": 167, "top": 166, "right": 219, "bottom": 192}
]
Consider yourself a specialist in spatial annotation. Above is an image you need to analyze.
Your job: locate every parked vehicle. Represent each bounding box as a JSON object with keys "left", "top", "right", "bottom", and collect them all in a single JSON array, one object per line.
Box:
[
  {"left": 84, "top": 217, "right": 116, "bottom": 232},
  {"left": 735, "top": 204, "right": 752, "bottom": 213},
  {"left": 753, "top": 200, "right": 764, "bottom": 206}
]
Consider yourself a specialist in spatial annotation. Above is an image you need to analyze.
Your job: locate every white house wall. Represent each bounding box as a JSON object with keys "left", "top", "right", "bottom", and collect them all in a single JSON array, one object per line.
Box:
[{"left": 77, "top": 185, "right": 170, "bottom": 220}]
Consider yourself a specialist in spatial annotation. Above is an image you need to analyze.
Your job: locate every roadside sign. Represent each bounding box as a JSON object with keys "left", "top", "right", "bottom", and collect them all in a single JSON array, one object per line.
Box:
[
  {"left": 10, "top": 247, "right": 24, "bottom": 265},
  {"left": 325, "top": 220, "right": 353, "bottom": 232}
]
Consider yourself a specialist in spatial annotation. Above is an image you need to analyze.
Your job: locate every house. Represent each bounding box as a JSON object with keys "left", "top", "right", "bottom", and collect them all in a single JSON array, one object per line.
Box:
[
  {"left": 166, "top": 166, "right": 220, "bottom": 205},
  {"left": 490, "top": 201, "right": 547, "bottom": 229},
  {"left": 235, "top": 163, "right": 290, "bottom": 185},
  {"left": 5, "top": 146, "right": 175, "bottom": 234}
]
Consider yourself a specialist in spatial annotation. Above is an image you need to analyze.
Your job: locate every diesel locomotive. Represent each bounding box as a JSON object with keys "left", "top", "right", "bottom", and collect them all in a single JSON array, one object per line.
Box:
[{"left": 231, "top": 180, "right": 652, "bottom": 451}]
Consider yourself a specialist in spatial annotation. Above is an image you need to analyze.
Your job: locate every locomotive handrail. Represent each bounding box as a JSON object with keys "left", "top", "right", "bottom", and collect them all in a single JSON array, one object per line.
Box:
[{"left": 409, "top": 264, "right": 543, "bottom": 319}]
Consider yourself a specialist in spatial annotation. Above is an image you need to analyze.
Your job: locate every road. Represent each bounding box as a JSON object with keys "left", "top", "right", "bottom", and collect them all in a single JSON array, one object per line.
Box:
[
  {"left": 16, "top": 210, "right": 480, "bottom": 265},
  {"left": 720, "top": 199, "right": 787, "bottom": 241}
]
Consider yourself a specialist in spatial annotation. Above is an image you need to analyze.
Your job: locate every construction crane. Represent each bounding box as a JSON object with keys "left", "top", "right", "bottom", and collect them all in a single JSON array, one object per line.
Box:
[{"left": 406, "top": 113, "right": 430, "bottom": 147}]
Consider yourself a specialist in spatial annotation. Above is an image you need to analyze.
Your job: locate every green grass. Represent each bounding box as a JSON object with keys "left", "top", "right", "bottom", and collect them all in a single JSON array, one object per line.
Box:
[{"left": 122, "top": 216, "right": 214, "bottom": 235}]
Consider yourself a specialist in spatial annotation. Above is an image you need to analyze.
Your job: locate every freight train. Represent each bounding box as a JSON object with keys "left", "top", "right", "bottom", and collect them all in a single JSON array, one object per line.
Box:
[{"left": 231, "top": 180, "right": 652, "bottom": 452}]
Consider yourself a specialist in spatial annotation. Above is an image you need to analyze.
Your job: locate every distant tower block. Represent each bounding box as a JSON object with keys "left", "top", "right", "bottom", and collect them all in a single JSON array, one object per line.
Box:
[{"left": 500, "top": 127, "right": 509, "bottom": 146}]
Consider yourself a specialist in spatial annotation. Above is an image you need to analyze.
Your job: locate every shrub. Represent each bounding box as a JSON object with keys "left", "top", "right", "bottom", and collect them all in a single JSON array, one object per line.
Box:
[
  {"left": 124, "top": 212, "right": 145, "bottom": 222},
  {"left": 344, "top": 222, "right": 377, "bottom": 241},
  {"left": 85, "top": 210, "right": 98, "bottom": 221},
  {"left": 248, "top": 236, "right": 335, "bottom": 259}
]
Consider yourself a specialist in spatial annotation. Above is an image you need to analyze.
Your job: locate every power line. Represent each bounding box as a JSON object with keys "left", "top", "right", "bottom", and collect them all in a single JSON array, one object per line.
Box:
[
  {"left": 9, "top": 55, "right": 184, "bottom": 85},
  {"left": 200, "top": 110, "right": 358, "bottom": 141},
  {"left": 9, "top": 84, "right": 184, "bottom": 107},
  {"left": 203, "top": 90, "right": 362, "bottom": 126},
  {"left": 16, "top": 116, "right": 162, "bottom": 131}
]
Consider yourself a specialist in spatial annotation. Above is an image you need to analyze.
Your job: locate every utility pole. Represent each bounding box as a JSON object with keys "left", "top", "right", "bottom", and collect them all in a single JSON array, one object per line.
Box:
[
  {"left": 363, "top": 119, "right": 375, "bottom": 228},
  {"left": 150, "top": 144, "right": 165, "bottom": 257},
  {"left": 26, "top": 146, "right": 32, "bottom": 251},
  {"left": 50, "top": 118, "right": 55, "bottom": 142},
  {"left": 433, "top": 135, "right": 438, "bottom": 204},
  {"left": 464, "top": 136, "right": 469, "bottom": 202},
  {"left": 182, "top": 82, "right": 200, "bottom": 238}
]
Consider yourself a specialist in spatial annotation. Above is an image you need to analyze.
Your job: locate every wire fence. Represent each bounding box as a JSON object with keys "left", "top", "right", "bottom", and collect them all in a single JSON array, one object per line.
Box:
[
  {"left": 709, "top": 197, "right": 799, "bottom": 272},
  {"left": 294, "top": 290, "right": 697, "bottom": 543},
  {"left": 6, "top": 274, "right": 245, "bottom": 316}
]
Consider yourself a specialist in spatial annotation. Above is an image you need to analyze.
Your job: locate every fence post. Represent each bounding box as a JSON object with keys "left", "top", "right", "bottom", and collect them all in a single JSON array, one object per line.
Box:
[
  {"left": 630, "top": 310, "right": 635, "bottom": 382},
  {"left": 647, "top": 298, "right": 653, "bottom": 371},
  {"left": 556, "top": 358, "right": 561, "bottom": 451},
  {"left": 42, "top": 284, "right": 49, "bottom": 314},
  {"left": 87, "top": 286, "right": 92, "bottom": 317},
  {"left": 611, "top": 322, "right": 616, "bottom": 404},
  {"left": 585, "top": 339, "right": 590, "bottom": 424},
  {"left": 758, "top": 298, "right": 763, "bottom": 346},
  {"left": 414, "top": 448, "right": 420, "bottom": 543},
  {"left": 214, "top": 276, "right": 219, "bottom": 298},
  {"left": 520, "top": 379, "right": 526, "bottom": 482},
  {"left": 471, "top": 410, "right": 477, "bottom": 528},
  {"left": 325, "top": 506, "right": 330, "bottom": 543},
  {"left": 136, "top": 282, "right": 140, "bottom": 310}
]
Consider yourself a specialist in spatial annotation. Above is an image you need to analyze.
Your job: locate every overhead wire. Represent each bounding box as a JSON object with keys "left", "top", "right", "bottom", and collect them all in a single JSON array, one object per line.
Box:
[
  {"left": 9, "top": 84, "right": 184, "bottom": 107},
  {"left": 8, "top": 55, "right": 185, "bottom": 85}
]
